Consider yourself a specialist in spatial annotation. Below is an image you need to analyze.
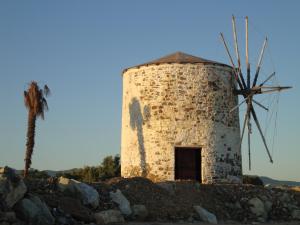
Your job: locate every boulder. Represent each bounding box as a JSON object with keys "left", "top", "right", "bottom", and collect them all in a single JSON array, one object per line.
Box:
[
  {"left": 292, "top": 209, "right": 300, "bottom": 220},
  {"left": 1, "top": 211, "right": 17, "bottom": 223},
  {"left": 227, "top": 175, "right": 242, "bottom": 184},
  {"left": 248, "top": 197, "right": 267, "bottom": 220},
  {"left": 15, "top": 194, "right": 54, "bottom": 225},
  {"left": 157, "top": 182, "right": 175, "bottom": 195},
  {"left": 132, "top": 204, "right": 148, "bottom": 220},
  {"left": 0, "top": 166, "right": 27, "bottom": 209},
  {"left": 51, "top": 207, "right": 75, "bottom": 225},
  {"left": 279, "top": 192, "right": 291, "bottom": 203},
  {"left": 235, "top": 201, "right": 242, "bottom": 209},
  {"left": 193, "top": 205, "right": 217, "bottom": 224},
  {"left": 94, "top": 210, "right": 124, "bottom": 224},
  {"left": 58, "top": 177, "right": 99, "bottom": 208},
  {"left": 264, "top": 200, "right": 273, "bottom": 213},
  {"left": 287, "top": 203, "right": 299, "bottom": 212},
  {"left": 109, "top": 189, "right": 132, "bottom": 216},
  {"left": 0, "top": 222, "right": 10, "bottom": 225},
  {"left": 58, "top": 197, "right": 92, "bottom": 222}
]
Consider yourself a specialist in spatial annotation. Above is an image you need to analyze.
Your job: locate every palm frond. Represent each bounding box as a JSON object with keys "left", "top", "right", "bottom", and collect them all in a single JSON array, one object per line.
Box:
[
  {"left": 44, "top": 85, "right": 51, "bottom": 97},
  {"left": 42, "top": 98, "right": 49, "bottom": 111},
  {"left": 24, "top": 81, "right": 50, "bottom": 117},
  {"left": 40, "top": 111, "right": 45, "bottom": 120},
  {"left": 24, "top": 91, "right": 31, "bottom": 109}
]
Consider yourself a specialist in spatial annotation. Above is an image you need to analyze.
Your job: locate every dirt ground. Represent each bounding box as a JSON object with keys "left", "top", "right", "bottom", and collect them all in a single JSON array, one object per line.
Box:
[
  {"left": 23, "top": 176, "right": 300, "bottom": 224},
  {"left": 126, "top": 222, "right": 300, "bottom": 225}
]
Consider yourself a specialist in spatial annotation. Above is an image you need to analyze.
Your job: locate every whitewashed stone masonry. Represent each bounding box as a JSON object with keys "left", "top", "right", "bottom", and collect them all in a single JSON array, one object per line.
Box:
[{"left": 121, "top": 62, "right": 242, "bottom": 183}]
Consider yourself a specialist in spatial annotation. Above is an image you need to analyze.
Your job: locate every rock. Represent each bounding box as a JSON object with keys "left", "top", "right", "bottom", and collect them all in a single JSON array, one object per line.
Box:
[
  {"left": 291, "top": 209, "right": 300, "bottom": 220},
  {"left": 58, "top": 177, "right": 99, "bottom": 208},
  {"left": 287, "top": 203, "right": 298, "bottom": 212},
  {"left": 257, "top": 217, "right": 266, "bottom": 223},
  {"left": 248, "top": 197, "right": 267, "bottom": 221},
  {"left": 58, "top": 197, "right": 92, "bottom": 222},
  {"left": 264, "top": 200, "right": 273, "bottom": 213},
  {"left": 227, "top": 175, "right": 242, "bottom": 184},
  {"left": 94, "top": 210, "right": 124, "bottom": 224},
  {"left": 2, "top": 211, "right": 17, "bottom": 223},
  {"left": 0, "top": 166, "right": 27, "bottom": 209},
  {"left": 132, "top": 204, "right": 148, "bottom": 220},
  {"left": 193, "top": 206, "right": 217, "bottom": 224},
  {"left": 157, "top": 182, "right": 175, "bottom": 195},
  {"left": 264, "top": 184, "right": 274, "bottom": 188},
  {"left": 51, "top": 208, "right": 74, "bottom": 225},
  {"left": 55, "top": 216, "right": 68, "bottom": 225},
  {"left": 279, "top": 192, "right": 291, "bottom": 203},
  {"left": 187, "top": 216, "right": 194, "bottom": 222},
  {"left": 5, "top": 220, "right": 24, "bottom": 225},
  {"left": 15, "top": 194, "right": 54, "bottom": 225},
  {"left": 0, "top": 222, "right": 10, "bottom": 225},
  {"left": 109, "top": 189, "right": 132, "bottom": 216},
  {"left": 235, "top": 201, "right": 242, "bottom": 209}
]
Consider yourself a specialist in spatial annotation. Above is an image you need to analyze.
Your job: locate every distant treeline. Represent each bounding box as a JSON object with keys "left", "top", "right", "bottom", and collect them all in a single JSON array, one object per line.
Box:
[
  {"left": 23, "top": 154, "right": 121, "bottom": 183},
  {"left": 58, "top": 155, "right": 121, "bottom": 182}
]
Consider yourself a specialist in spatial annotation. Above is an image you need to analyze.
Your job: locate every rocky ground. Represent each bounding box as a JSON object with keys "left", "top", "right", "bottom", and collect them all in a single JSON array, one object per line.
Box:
[
  {"left": 1, "top": 166, "right": 300, "bottom": 225},
  {"left": 126, "top": 223, "right": 300, "bottom": 225}
]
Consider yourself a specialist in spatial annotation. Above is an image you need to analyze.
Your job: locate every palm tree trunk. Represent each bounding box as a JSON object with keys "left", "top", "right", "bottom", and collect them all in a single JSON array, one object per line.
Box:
[{"left": 24, "top": 111, "right": 36, "bottom": 177}]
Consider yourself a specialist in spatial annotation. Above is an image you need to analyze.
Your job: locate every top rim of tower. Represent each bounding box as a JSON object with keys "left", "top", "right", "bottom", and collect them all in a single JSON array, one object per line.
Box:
[{"left": 122, "top": 51, "right": 232, "bottom": 74}]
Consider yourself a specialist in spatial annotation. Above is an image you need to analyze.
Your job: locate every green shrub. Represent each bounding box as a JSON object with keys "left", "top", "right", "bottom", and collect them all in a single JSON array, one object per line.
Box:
[
  {"left": 20, "top": 169, "right": 50, "bottom": 179},
  {"left": 58, "top": 154, "right": 121, "bottom": 182},
  {"left": 243, "top": 175, "right": 264, "bottom": 186}
]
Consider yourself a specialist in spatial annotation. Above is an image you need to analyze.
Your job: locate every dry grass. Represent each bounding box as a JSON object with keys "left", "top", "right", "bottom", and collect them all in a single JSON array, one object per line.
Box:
[{"left": 290, "top": 186, "right": 300, "bottom": 192}]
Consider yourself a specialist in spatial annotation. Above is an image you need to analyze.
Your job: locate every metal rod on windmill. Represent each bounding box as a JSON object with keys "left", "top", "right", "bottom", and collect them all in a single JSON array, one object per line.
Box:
[
  {"left": 232, "top": 15, "right": 246, "bottom": 89},
  {"left": 259, "top": 72, "right": 275, "bottom": 87},
  {"left": 246, "top": 16, "right": 250, "bottom": 88},
  {"left": 253, "top": 37, "right": 268, "bottom": 87},
  {"left": 250, "top": 108, "right": 274, "bottom": 163},
  {"left": 259, "top": 86, "right": 292, "bottom": 94},
  {"left": 230, "top": 95, "right": 250, "bottom": 113},
  {"left": 253, "top": 99, "right": 268, "bottom": 111},
  {"left": 220, "top": 33, "right": 243, "bottom": 90},
  {"left": 240, "top": 103, "right": 251, "bottom": 149},
  {"left": 247, "top": 103, "right": 252, "bottom": 170}
]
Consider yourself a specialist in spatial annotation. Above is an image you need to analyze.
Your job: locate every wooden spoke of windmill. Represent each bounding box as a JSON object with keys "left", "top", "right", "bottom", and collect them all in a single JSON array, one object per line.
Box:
[{"left": 220, "top": 15, "right": 292, "bottom": 170}]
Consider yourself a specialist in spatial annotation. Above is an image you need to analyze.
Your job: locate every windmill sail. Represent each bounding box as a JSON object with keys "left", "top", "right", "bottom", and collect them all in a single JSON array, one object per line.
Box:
[{"left": 221, "top": 16, "right": 292, "bottom": 170}]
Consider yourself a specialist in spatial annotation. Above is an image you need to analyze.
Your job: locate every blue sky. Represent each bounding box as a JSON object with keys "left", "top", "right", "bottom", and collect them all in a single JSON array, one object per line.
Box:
[{"left": 0, "top": 1, "right": 299, "bottom": 181}]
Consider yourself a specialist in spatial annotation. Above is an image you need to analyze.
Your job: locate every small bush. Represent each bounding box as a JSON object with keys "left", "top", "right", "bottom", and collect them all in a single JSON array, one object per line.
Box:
[
  {"left": 243, "top": 175, "right": 264, "bottom": 186},
  {"left": 57, "top": 154, "right": 121, "bottom": 183},
  {"left": 20, "top": 169, "right": 50, "bottom": 179}
]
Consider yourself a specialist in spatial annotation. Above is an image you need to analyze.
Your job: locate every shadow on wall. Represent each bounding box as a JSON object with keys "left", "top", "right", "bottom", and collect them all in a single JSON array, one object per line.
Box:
[{"left": 129, "top": 98, "right": 146, "bottom": 177}]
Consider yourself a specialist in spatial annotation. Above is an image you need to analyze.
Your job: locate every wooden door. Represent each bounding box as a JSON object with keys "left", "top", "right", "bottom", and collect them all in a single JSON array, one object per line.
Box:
[{"left": 175, "top": 147, "right": 201, "bottom": 182}]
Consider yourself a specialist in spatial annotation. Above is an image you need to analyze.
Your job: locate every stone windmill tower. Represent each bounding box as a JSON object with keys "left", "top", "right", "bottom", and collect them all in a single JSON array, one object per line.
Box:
[{"left": 121, "top": 52, "right": 242, "bottom": 184}]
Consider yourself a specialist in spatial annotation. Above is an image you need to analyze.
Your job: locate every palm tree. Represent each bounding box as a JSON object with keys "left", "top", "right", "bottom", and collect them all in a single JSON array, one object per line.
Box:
[{"left": 23, "top": 81, "right": 50, "bottom": 177}]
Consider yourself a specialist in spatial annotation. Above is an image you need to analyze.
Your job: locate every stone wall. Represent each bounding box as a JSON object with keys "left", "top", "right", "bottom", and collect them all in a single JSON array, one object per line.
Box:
[{"left": 121, "top": 63, "right": 242, "bottom": 183}]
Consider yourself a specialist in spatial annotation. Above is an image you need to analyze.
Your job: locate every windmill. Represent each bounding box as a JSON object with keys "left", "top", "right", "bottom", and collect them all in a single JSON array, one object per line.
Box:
[{"left": 220, "top": 16, "right": 292, "bottom": 170}]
